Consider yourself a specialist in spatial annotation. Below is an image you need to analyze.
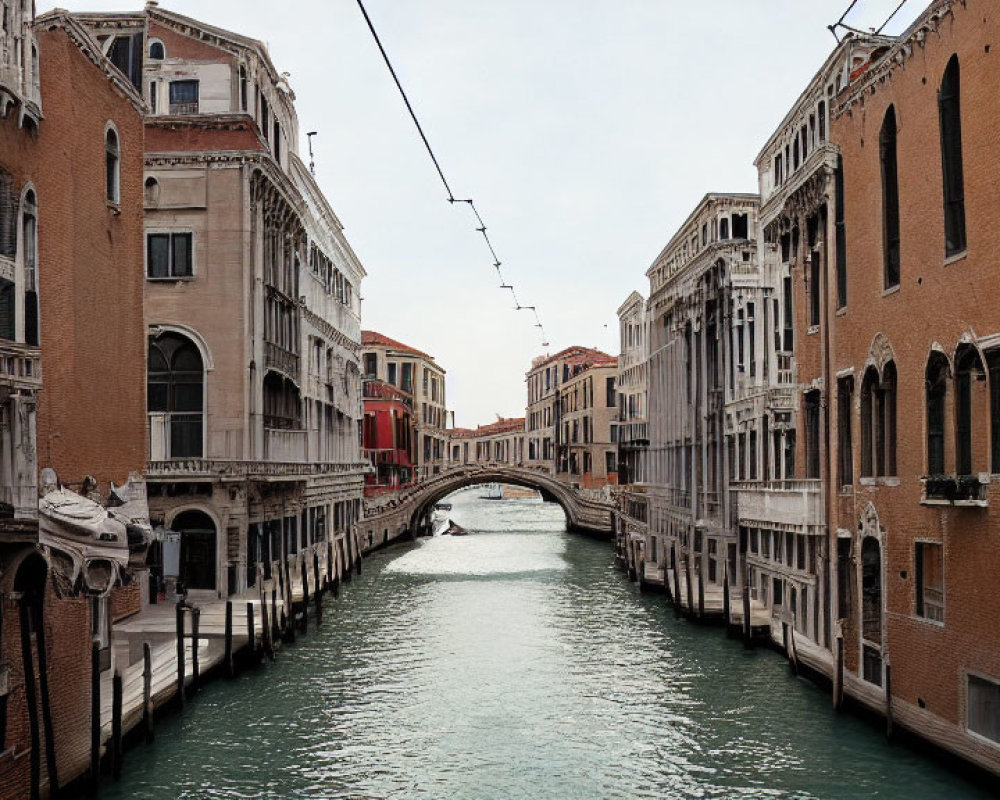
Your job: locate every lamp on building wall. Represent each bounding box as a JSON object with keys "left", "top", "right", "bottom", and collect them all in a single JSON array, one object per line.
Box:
[{"left": 307, "top": 131, "right": 318, "bottom": 176}]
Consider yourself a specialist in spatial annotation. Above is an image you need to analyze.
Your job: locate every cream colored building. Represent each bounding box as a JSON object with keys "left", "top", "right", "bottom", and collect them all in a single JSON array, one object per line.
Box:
[
  {"left": 449, "top": 417, "right": 525, "bottom": 467},
  {"left": 362, "top": 331, "right": 449, "bottom": 481},
  {"left": 79, "top": 6, "right": 367, "bottom": 597},
  {"left": 525, "top": 346, "right": 613, "bottom": 478}
]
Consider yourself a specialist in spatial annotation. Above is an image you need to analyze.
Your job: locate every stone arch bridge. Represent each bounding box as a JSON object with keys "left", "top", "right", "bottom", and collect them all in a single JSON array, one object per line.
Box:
[{"left": 359, "top": 465, "right": 614, "bottom": 551}]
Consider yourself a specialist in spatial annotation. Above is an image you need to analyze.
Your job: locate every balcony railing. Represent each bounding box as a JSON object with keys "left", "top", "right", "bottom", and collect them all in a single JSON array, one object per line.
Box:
[
  {"left": 363, "top": 380, "right": 413, "bottom": 408},
  {"left": 921, "top": 474, "right": 989, "bottom": 507},
  {"left": 0, "top": 341, "right": 41, "bottom": 391},
  {"left": 264, "top": 427, "right": 307, "bottom": 462},
  {"left": 148, "top": 412, "right": 203, "bottom": 461},
  {"left": 169, "top": 102, "right": 200, "bottom": 115},
  {"left": 733, "top": 479, "right": 823, "bottom": 529},
  {"left": 265, "top": 341, "right": 299, "bottom": 378}
]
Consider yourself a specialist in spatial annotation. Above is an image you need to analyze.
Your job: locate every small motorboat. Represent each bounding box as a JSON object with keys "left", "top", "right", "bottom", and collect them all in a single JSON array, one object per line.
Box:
[{"left": 442, "top": 519, "right": 468, "bottom": 536}]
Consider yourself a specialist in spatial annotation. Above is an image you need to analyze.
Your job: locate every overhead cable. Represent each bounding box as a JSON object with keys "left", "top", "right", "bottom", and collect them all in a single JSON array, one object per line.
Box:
[{"left": 354, "top": 0, "right": 550, "bottom": 348}]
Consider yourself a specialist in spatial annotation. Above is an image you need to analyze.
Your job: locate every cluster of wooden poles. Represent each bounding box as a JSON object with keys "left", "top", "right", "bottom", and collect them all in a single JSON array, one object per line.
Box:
[{"left": 80, "top": 544, "right": 364, "bottom": 798}]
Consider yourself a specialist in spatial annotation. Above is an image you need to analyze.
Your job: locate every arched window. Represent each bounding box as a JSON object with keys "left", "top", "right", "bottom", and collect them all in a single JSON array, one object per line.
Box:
[
  {"left": 860, "top": 362, "right": 896, "bottom": 478},
  {"left": 955, "top": 344, "right": 985, "bottom": 476},
  {"left": 22, "top": 188, "right": 38, "bottom": 346},
  {"left": 882, "top": 361, "right": 897, "bottom": 477},
  {"left": 239, "top": 65, "right": 248, "bottom": 112},
  {"left": 860, "top": 367, "right": 877, "bottom": 478},
  {"left": 880, "top": 105, "right": 900, "bottom": 288},
  {"left": 105, "top": 126, "right": 120, "bottom": 204},
  {"left": 148, "top": 332, "right": 204, "bottom": 458},
  {"left": 939, "top": 55, "right": 966, "bottom": 256},
  {"left": 926, "top": 352, "right": 949, "bottom": 476},
  {"left": 148, "top": 39, "right": 165, "bottom": 60}
]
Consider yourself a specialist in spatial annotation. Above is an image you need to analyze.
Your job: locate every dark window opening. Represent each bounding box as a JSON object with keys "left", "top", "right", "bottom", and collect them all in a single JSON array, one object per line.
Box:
[
  {"left": 147, "top": 232, "right": 193, "bottom": 279},
  {"left": 834, "top": 155, "right": 847, "bottom": 308},
  {"left": 926, "top": 353, "right": 949, "bottom": 475},
  {"left": 804, "top": 390, "right": 821, "bottom": 479},
  {"left": 915, "top": 541, "right": 944, "bottom": 622},
  {"left": 838, "top": 376, "right": 854, "bottom": 486},
  {"left": 105, "top": 128, "right": 120, "bottom": 204},
  {"left": 880, "top": 106, "right": 901, "bottom": 288},
  {"left": 720, "top": 217, "right": 729, "bottom": 239},
  {"left": 939, "top": 55, "right": 966, "bottom": 257},
  {"left": 148, "top": 40, "right": 164, "bottom": 60},
  {"left": 169, "top": 80, "right": 200, "bottom": 115},
  {"left": 108, "top": 32, "right": 144, "bottom": 91},
  {"left": 732, "top": 213, "right": 749, "bottom": 240}
]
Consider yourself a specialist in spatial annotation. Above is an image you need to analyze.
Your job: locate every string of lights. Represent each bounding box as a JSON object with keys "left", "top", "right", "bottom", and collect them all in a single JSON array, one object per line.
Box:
[{"left": 354, "top": 0, "right": 550, "bottom": 348}]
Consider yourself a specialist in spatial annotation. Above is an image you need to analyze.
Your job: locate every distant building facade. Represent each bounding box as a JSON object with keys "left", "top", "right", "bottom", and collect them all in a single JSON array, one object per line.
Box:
[
  {"left": 525, "top": 346, "right": 615, "bottom": 481},
  {"left": 449, "top": 417, "right": 525, "bottom": 467},
  {"left": 644, "top": 194, "right": 759, "bottom": 590},
  {"left": 361, "top": 331, "right": 449, "bottom": 482}
]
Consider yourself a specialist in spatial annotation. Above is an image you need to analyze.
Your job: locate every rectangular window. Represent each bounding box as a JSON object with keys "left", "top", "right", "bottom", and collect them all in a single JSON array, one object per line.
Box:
[
  {"left": 147, "top": 232, "right": 193, "bottom": 278},
  {"left": 386, "top": 362, "right": 397, "bottom": 386},
  {"left": 915, "top": 542, "right": 944, "bottom": 623},
  {"left": 990, "top": 352, "right": 1000, "bottom": 472},
  {"left": 808, "top": 251, "right": 820, "bottom": 326},
  {"left": 782, "top": 276, "right": 794, "bottom": 352},
  {"left": 804, "top": 391, "right": 821, "bottom": 478},
  {"left": 939, "top": 58, "right": 966, "bottom": 257},
  {"left": 835, "top": 156, "right": 847, "bottom": 308},
  {"left": 363, "top": 353, "right": 377, "bottom": 377},
  {"left": 968, "top": 674, "right": 1000, "bottom": 744},
  {"left": 606, "top": 377, "right": 616, "bottom": 407},
  {"left": 149, "top": 81, "right": 157, "bottom": 114},
  {"left": 401, "top": 363, "right": 413, "bottom": 393},
  {"left": 169, "top": 80, "right": 200, "bottom": 114},
  {"left": 838, "top": 377, "right": 854, "bottom": 486}
]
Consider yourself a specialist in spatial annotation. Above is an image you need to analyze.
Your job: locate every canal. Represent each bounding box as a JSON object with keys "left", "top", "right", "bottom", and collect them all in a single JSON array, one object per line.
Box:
[{"left": 100, "top": 492, "right": 991, "bottom": 799}]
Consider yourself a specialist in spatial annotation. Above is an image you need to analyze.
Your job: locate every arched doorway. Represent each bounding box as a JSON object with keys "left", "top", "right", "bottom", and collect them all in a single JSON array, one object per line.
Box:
[
  {"left": 860, "top": 536, "right": 883, "bottom": 686},
  {"left": 148, "top": 332, "right": 204, "bottom": 458},
  {"left": 173, "top": 510, "right": 217, "bottom": 591}
]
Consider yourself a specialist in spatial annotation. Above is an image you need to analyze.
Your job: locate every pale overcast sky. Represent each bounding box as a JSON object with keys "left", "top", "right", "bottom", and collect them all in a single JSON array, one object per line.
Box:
[{"left": 57, "top": 0, "right": 922, "bottom": 427}]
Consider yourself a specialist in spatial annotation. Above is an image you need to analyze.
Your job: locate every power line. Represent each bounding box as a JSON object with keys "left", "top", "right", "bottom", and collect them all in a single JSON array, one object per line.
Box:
[{"left": 355, "top": 0, "right": 550, "bottom": 348}]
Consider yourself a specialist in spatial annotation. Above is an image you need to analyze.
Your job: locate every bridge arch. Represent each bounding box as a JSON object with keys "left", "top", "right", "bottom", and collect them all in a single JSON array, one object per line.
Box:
[{"left": 365, "top": 465, "right": 613, "bottom": 538}]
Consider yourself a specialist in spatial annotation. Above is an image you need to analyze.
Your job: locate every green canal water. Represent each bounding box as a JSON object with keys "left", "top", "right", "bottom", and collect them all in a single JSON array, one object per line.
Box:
[{"left": 100, "top": 493, "right": 992, "bottom": 799}]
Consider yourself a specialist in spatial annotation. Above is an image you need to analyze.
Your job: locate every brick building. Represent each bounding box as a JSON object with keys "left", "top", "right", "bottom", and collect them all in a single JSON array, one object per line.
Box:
[
  {"left": 76, "top": 5, "right": 369, "bottom": 600},
  {"left": 362, "top": 377, "right": 415, "bottom": 497},
  {"left": 817, "top": 0, "right": 1000, "bottom": 772},
  {"left": 0, "top": 10, "right": 149, "bottom": 799}
]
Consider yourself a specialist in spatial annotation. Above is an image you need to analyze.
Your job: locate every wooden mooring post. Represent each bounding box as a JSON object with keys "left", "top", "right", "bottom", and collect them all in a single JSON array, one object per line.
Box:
[
  {"left": 191, "top": 606, "right": 201, "bottom": 694},
  {"left": 834, "top": 623, "right": 845, "bottom": 711},
  {"left": 90, "top": 642, "right": 100, "bottom": 793},
  {"left": 175, "top": 605, "right": 185, "bottom": 707},
  {"left": 742, "top": 563, "right": 752, "bottom": 649},
  {"left": 224, "top": 600, "right": 234, "bottom": 677},
  {"left": 111, "top": 670, "right": 123, "bottom": 780},
  {"left": 142, "top": 642, "right": 154, "bottom": 744},
  {"left": 684, "top": 553, "right": 694, "bottom": 619},
  {"left": 301, "top": 555, "right": 310, "bottom": 633},
  {"left": 696, "top": 557, "right": 705, "bottom": 620},
  {"left": 246, "top": 601, "right": 256, "bottom": 661},
  {"left": 722, "top": 563, "right": 731, "bottom": 632},
  {"left": 671, "top": 545, "right": 682, "bottom": 619}
]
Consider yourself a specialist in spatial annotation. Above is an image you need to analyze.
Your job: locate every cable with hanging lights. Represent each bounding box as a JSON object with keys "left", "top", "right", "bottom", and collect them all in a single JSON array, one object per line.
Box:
[{"left": 354, "top": 0, "right": 550, "bottom": 348}]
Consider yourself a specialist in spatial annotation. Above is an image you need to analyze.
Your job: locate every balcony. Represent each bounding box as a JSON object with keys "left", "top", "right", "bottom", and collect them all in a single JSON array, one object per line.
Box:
[
  {"left": 363, "top": 380, "right": 413, "bottom": 408},
  {"left": 0, "top": 340, "right": 41, "bottom": 394},
  {"left": 921, "top": 474, "right": 989, "bottom": 507},
  {"left": 147, "top": 458, "right": 371, "bottom": 480},
  {"left": 265, "top": 341, "right": 299, "bottom": 379},
  {"left": 264, "top": 427, "right": 307, "bottom": 462},
  {"left": 733, "top": 479, "right": 822, "bottom": 530},
  {"left": 148, "top": 412, "right": 202, "bottom": 462}
]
